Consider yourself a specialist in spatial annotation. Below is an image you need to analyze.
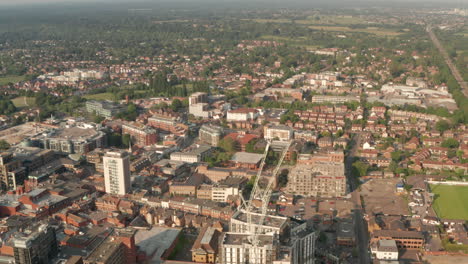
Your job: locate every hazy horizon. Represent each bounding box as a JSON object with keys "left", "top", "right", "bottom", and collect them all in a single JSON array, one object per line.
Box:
[{"left": 0, "top": 0, "right": 465, "bottom": 7}]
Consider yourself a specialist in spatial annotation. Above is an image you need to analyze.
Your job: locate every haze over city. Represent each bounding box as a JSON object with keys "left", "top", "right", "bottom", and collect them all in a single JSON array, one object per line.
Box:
[{"left": 0, "top": 1, "right": 466, "bottom": 264}]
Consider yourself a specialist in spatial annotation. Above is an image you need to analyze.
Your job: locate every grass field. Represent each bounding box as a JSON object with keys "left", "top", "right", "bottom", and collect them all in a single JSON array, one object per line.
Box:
[
  {"left": 247, "top": 15, "right": 367, "bottom": 26},
  {"left": 296, "top": 15, "right": 367, "bottom": 25},
  {"left": 83, "top": 92, "right": 115, "bottom": 101},
  {"left": 11, "top": 96, "right": 36, "bottom": 108},
  {"left": 0, "top": 75, "right": 25, "bottom": 86},
  {"left": 308, "top": 25, "right": 401, "bottom": 36},
  {"left": 244, "top": 18, "right": 292, "bottom": 24},
  {"left": 430, "top": 184, "right": 468, "bottom": 220}
]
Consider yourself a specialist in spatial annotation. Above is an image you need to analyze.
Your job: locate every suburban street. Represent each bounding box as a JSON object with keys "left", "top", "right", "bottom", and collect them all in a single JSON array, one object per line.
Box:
[{"left": 345, "top": 133, "right": 371, "bottom": 264}]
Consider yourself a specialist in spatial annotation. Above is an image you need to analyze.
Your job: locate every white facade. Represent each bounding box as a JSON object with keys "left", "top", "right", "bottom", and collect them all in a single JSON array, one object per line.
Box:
[
  {"left": 265, "top": 126, "right": 293, "bottom": 141},
  {"left": 170, "top": 152, "right": 200, "bottom": 163},
  {"left": 189, "top": 103, "right": 212, "bottom": 118},
  {"left": 220, "top": 233, "right": 276, "bottom": 264},
  {"left": 372, "top": 239, "right": 399, "bottom": 261},
  {"left": 104, "top": 151, "right": 131, "bottom": 195},
  {"left": 227, "top": 109, "right": 259, "bottom": 121},
  {"left": 212, "top": 186, "right": 239, "bottom": 202}
]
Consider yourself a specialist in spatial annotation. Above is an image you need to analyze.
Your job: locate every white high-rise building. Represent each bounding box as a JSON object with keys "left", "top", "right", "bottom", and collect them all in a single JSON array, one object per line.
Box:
[{"left": 103, "top": 151, "right": 130, "bottom": 195}]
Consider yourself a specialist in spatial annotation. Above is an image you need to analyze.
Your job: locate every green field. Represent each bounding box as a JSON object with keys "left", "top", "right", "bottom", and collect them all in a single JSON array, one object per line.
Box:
[
  {"left": 246, "top": 15, "right": 367, "bottom": 26},
  {"left": 83, "top": 93, "right": 115, "bottom": 101},
  {"left": 308, "top": 25, "right": 401, "bottom": 36},
  {"left": 11, "top": 96, "right": 36, "bottom": 108},
  {"left": 0, "top": 75, "right": 25, "bottom": 86},
  {"left": 430, "top": 184, "right": 468, "bottom": 220},
  {"left": 296, "top": 15, "right": 367, "bottom": 25}
]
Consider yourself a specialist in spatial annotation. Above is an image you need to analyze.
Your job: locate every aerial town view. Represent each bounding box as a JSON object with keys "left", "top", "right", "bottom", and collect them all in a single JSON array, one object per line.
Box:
[{"left": 0, "top": 0, "right": 466, "bottom": 263}]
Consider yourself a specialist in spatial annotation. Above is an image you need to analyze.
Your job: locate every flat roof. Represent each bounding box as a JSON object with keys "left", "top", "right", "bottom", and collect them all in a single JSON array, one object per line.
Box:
[
  {"left": 232, "top": 210, "right": 287, "bottom": 229},
  {"left": 50, "top": 126, "right": 101, "bottom": 140},
  {"left": 223, "top": 232, "right": 273, "bottom": 247},
  {"left": 0, "top": 122, "right": 49, "bottom": 145},
  {"left": 0, "top": 194, "right": 21, "bottom": 207},
  {"left": 231, "top": 152, "right": 264, "bottom": 164},
  {"left": 135, "top": 227, "right": 181, "bottom": 264},
  {"left": 85, "top": 241, "right": 121, "bottom": 262}
]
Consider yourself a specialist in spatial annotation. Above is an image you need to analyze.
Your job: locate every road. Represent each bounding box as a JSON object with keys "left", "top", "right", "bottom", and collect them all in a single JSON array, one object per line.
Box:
[
  {"left": 427, "top": 25, "right": 468, "bottom": 97},
  {"left": 345, "top": 133, "right": 370, "bottom": 264}
]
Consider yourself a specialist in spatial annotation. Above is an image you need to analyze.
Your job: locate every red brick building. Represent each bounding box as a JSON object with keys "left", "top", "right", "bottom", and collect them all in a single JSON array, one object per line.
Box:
[{"left": 122, "top": 122, "right": 158, "bottom": 147}]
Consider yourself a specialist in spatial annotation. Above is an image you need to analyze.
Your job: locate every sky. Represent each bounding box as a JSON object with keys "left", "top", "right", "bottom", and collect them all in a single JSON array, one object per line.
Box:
[{"left": 0, "top": 0, "right": 463, "bottom": 7}]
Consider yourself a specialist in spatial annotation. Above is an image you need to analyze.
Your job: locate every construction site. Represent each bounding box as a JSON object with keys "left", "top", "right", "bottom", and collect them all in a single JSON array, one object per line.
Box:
[{"left": 218, "top": 141, "right": 317, "bottom": 264}]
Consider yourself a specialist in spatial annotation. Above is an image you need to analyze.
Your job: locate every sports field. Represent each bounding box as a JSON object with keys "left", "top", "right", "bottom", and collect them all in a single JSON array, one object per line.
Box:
[
  {"left": 12, "top": 96, "right": 36, "bottom": 108},
  {"left": 0, "top": 75, "right": 25, "bottom": 86},
  {"left": 430, "top": 184, "right": 468, "bottom": 220}
]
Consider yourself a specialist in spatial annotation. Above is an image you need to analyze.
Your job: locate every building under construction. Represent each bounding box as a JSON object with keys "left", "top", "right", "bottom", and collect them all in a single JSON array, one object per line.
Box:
[
  {"left": 219, "top": 141, "right": 317, "bottom": 264},
  {"left": 220, "top": 232, "right": 278, "bottom": 264}
]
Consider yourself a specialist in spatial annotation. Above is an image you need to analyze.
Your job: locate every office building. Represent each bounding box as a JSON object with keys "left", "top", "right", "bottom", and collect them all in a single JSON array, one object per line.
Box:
[
  {"left": 0, "top": 152, "right": 26, "bottom": 191},
  {"left": 289, "top": 223, "right": 317, "bottom": 264},
  {"left": 189, "top": 92, "right": 212, "bottom": 118},
  {"left": 84, "top": 241, "right": 125, "bottom": 264},
  {"left": 12, "top": 223, "right": 58, "bottom": 264},
  {"left": 86, "top": 100, "right": 125, "bottom": 118},
  {"left": 264, "top": 125, "right": 294, "bottom": 141},
  {"left": 371, "top": 239, "right": 399, "bottom": 261},
  {"left": 286, "top": 162, "right": 346, "bottom": 197},
  {"left": 104, "top": 151, "right": 131, "bottom": 195},
  {"left": 147, "top": 109, "right": 186, "bottom": 135},
  {"left": 227, "top": 108, "right": 259, "bottom": 122},
  {"left": 122, "top": 122, "right": 158, "bottom": 147},
  {"left": 199, "top": 124, "right": 224, "bottom": 146},
  {"left": 37, "top": 126, "right": 106, "bottom": 154},
  {"left": 170, "top": 144, "right": 213, "bottom": 163}
]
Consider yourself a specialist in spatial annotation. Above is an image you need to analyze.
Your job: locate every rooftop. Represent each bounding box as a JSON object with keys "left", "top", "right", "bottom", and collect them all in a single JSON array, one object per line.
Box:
[
  {"left": 85, "top": 241, "right": 122, "bottom": 263},
  {"left": 222, "top": 232, "right": 273, "bottom": 247},
  {"left": 231, "top": 152, "right": 264, "bottom": 164},
  {"left": 135, "top": 227, "right": 182, "bottom": 264},
  {"left": 232, "top": 210, "right": 288, "bottom": 229}
]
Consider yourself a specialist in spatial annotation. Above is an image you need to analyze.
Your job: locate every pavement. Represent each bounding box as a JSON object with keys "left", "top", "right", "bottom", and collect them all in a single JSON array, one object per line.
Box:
[
  {"left": 423, "top": 255, "right": 468, "bottom": 264},
  {"left": 345, "top": 133, "right": 371, "bottom": 264}
]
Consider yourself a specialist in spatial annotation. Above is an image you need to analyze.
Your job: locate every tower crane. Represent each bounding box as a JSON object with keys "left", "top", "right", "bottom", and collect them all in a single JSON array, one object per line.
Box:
[{"left": 237, "top": 140, "right": 292, "bottom": 264}]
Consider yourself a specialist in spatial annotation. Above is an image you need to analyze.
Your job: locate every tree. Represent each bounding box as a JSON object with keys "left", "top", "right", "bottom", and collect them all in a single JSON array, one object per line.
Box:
[
  {"left": 391, "top": 151, "right": 405, "bottom": 162},
  {"left": 435, "top": 120, "right": 450, "bottom": 133},
  {"left": 117, "top": 103, "right": 138, "bottom": 121},
  {"left": 122, "top": 134, "right": 131, "bottom": 148},
  {"left": 170, "top": 99, "right": 183, "bottom": 111},
  {"left": 93, "top": 114, "right": 105, "bottom": 124},
  {"left": 389, "top": 161, "right": 398, "bottom": 172},
  {"left": 218, "top": 137, "right": 238, "bottom": 153},
  {"left": 291, "top": 152, "right": 297, "bottom": 163},
  {"left": 245, "top": 139, "right": 262, "bottom": 153},
  {"left": 448, "top": 150, "right": 457, "bottom": 159},
  {"left": 277, "top": 169, "right": 289, "bottom": 188},
  {"left": 441, "top": 138, "right": 460, "bottom": 149},
  {"left": 352, "top": 161, "right": 369, "bottom": 177},
  {"left": 0, "top": 140, "right": 10, "bottom": 150}
]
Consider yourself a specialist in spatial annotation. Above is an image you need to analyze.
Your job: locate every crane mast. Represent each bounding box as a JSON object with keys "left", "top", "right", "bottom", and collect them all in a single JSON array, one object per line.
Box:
[{"left": 239, "top": 140, "right": 292, "bottom": 263}]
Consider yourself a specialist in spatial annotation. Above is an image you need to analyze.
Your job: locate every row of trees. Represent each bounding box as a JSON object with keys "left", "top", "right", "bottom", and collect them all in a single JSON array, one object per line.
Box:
[{"left": 0, "top": 97, "right": 16, "bottom": 115}]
